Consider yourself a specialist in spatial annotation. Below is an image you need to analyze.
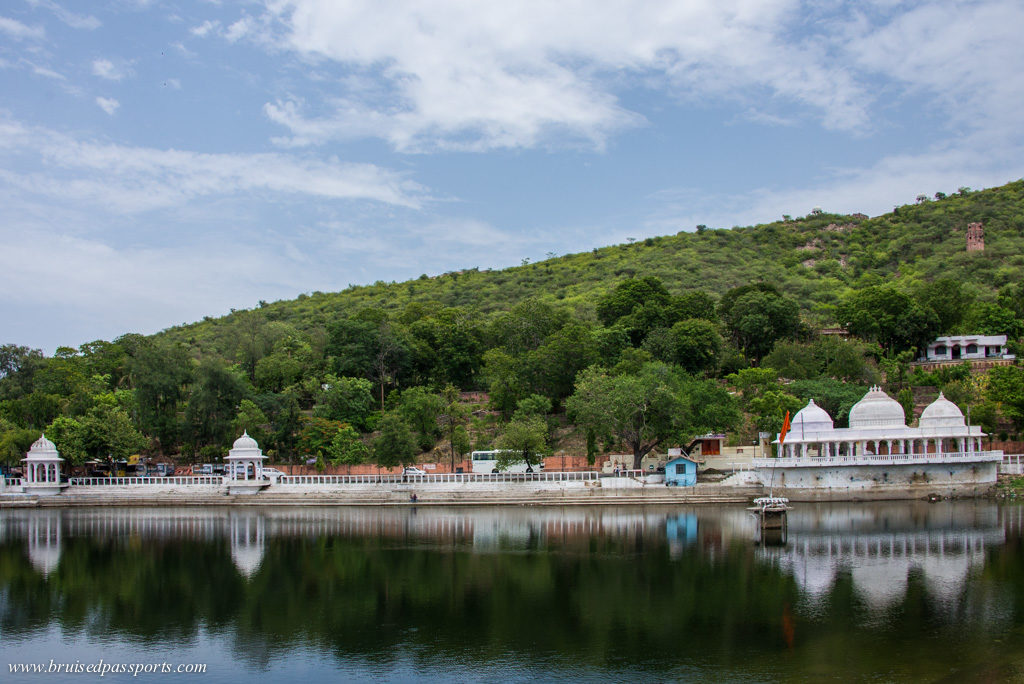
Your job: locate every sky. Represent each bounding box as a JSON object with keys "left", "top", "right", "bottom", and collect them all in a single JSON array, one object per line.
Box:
[{"left": 2, "top": 0, "right": 1023, "bottom": 353}]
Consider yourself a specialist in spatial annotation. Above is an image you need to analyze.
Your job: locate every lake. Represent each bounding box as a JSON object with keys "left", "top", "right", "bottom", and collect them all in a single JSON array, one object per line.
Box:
[{"left": 3, "top": 501, "right": 1023, "bottom": 682}]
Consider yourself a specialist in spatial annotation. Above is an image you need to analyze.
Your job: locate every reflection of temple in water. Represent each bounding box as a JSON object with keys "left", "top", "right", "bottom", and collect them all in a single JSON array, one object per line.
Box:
[
  {"left": 26, "top": 510, "right": 62, "bottom": 576},
  {"left": 757, "top": 502, "right": 1008, "bottom": 616},
  {"left": 229, "top": 512, "right": 266, "bottom": 578}
]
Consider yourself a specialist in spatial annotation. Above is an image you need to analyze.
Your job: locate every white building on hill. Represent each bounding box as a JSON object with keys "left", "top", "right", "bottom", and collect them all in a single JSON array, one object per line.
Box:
[{"left": 925, "top": 334, "right": 1012, "bottom": 362}]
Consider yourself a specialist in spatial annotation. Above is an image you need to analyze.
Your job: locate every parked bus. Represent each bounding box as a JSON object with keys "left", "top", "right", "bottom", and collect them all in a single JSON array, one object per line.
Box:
[{"left": 470, "top": 450, "right": 544, "bottom": 474}]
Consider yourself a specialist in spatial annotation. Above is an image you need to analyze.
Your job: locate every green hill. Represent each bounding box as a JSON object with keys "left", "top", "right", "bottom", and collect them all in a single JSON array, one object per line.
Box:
[
  {"left": 3, "top": 179, "right": 1024, "bottom": 465},
  {"left": 163, "top": 180, "right": 1024, "bottom": 353}
]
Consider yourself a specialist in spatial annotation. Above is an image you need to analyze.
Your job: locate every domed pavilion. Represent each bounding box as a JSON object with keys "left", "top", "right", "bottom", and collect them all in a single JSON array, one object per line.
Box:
[
  {"left": 776, "top": 386, "right": 985, "bottom": 460},
  {"left": 224, "top": 431, "right": 270, "bottom": 495},
  {"left": 757, "top": 386, "right": 1001, "bottom": 492},
  {"left": 21, "top": 434, "right": 68, "bottom": 496}
]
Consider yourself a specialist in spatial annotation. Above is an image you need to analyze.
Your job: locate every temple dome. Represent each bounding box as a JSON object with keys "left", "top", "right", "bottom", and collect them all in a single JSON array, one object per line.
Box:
[
  {"left": 919, "top": 392, "right": 966, "bottom": 428},
  {"left": 25, "top": 434, "right": 61, "bottom": 461},
  {"left": 232, "top": 431, "right": 259, "bottom": 451},
  {"left": 848, "top": 386, "right": 906, "bottom": 428},
  {"left": 791, "top": 399, "right": 834, "bottom": 433}
]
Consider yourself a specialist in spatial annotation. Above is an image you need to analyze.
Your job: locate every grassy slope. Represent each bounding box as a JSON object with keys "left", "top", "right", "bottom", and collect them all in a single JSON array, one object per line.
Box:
[{"left": 161, "top": 179, "right": 1024, "bottom": 348}]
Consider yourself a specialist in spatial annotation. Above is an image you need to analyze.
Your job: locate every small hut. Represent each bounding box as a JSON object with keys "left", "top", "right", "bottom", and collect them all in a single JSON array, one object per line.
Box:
[{"left": 664, "top": 455, "right": 699, "bottom": 487}]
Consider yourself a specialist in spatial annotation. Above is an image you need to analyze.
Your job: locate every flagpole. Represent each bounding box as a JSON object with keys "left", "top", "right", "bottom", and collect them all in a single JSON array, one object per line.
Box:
[{"left": 769, "top": 410, "right": 791, "bottom": 500}]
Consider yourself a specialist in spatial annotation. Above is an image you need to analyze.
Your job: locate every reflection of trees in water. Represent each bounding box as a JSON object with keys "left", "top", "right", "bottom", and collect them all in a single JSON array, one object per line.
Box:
[{"left": 1, "top": 503, "right": 1024, "bottom": 679}]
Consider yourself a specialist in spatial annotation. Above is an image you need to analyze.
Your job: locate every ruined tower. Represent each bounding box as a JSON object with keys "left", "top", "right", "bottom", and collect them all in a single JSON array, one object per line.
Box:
[{"left": 966, "top": 222, "right": 984, "bottom": 252}]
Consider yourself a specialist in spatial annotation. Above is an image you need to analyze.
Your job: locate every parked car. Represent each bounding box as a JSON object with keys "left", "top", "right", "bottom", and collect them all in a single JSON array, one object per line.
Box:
[
  {"left": 403, "top": 467, "right": 427, "bottom": 475},
  {"left": 262, "top": 467, "right": 285, "bottom": 482}
]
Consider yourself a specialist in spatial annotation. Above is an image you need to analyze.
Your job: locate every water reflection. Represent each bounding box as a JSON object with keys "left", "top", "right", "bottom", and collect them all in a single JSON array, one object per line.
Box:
[
  {"left": 758, "top": 503, "right": 1006, "bottom": 625},
  {"left": 2, "top": 503, "right": 1024, "bottom": 681}
]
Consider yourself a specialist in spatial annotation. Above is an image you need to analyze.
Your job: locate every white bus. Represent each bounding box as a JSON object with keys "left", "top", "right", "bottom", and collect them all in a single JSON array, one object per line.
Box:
[{"left": 470, "top": 450, "right": 544, "bottom": 474}]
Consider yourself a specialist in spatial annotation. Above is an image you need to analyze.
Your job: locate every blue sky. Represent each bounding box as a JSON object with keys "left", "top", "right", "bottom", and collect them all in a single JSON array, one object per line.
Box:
[{"left": 2, "top": 0, "right": 1023, "bottom": 353}]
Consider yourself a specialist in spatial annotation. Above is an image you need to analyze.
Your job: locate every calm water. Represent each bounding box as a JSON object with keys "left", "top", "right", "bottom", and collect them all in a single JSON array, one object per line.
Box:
[{"left": 3, "top": 501, "right": 1024, "bottom": 682}]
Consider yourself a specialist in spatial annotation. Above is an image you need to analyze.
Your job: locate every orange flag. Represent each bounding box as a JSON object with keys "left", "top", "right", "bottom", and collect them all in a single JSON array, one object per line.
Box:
[{"left": 779, "top": 411, "right": 791, "bottom": 445}]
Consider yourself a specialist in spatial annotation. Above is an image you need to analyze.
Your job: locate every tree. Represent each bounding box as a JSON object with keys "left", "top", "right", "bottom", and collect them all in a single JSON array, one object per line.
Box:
[
  {"left": 763, "top": 337, "right": 879, "bottom": 384},
  {"left": 327, "top": 314, "right": 411, "bottom": 410},
  {"left": 184, "top": 360, "right": 250, "bottom": 449},
  {"left": 496, "top": 415, "right": 549, "bottom": 471},
  {"left": 488, "top": 299, "right": 570, "bottom": 356},
  {"left": 596, "top": 276, "right": 670, "bottom": 327},
  {"left": 0, "top": 422, "right": 37, "bottom": 471},
  {"left": 643, "top": 319, "right": 723, "bottom": 376},
  {"left": 437, "top": 385, "right": 470, "bottom": 472},
  {"left": 395, "top": 386, "right": 444, "bottom": 451},
  {"left": 45, "top": 415, "right": 86, "bottom": 464},
  {"left": 0, "top": 344, "right": 44, "bottom": 399},
  {"left": 297, "top": 416, "right": 347, "bottom": 459},
  {"left": 254, "top": 336, "right": 311, "bottom": 393},
  {"left": 131, "top": 340, "right": 191, "bottom": 454},
  {"left": 879, "top": 350, "right": 915, "bottom": 392},
  {"left": 328, "top": 425, "right": 369, "bottom": 465},
  {"left": 482, "top": 349, "right": 526, "bottom": 418},
  {"left": 314, "top": 375, "right": 376, "bottom": 431},
  {"left": 78, "top": 405, "right": 147, "bottom": 461},
  {"left": 988, "top": 365, "right": 1024, "bottom": 429},
  {"left": 966, "top": 302, "right": 1023, "bottom": 338},
  {"left": 233, "top": 399, "right": 270, "bottom": 447},
  {"left": 835, "top": 285, "right": 940, "bottom": 353},
  {"left": 672, "top": 291, "right": 718, "bottom": 323},
  {"left": 374, "top": 413, "right": 417, "bottom": 469},
  {"left": 567, "top": 362, "right": 737, "bottom": 470},
  {"left": 523, "top": 322, "right": 599, "bottom": 403},
  {"left": 718, "top": 283, "right": 801, "bottom": 361},
  {"left": 916, "top": 278, "right": 972, "bottom": 333},
  {"left": 408, "top": 307, "right": 484, "bottom": 388}
]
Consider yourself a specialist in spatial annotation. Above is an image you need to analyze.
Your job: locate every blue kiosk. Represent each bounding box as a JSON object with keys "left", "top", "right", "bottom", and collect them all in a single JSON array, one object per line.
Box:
[{"left": 664, "top": 455, "right": 698, "bottom": 487}]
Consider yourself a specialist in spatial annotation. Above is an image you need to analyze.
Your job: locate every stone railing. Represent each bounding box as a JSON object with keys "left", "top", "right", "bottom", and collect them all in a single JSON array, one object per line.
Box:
[
  {"left": 999, "top": 454, "right": 1024, "bottom": 475},
  {"left": 278, "top": 471, "right": 600, "bottom": 485},
  {"left": 753, "top": 451, "right": 1003, "bottom": 469},
  {"left": 68, "top": 476, "right": 224, "bottom": 486}
]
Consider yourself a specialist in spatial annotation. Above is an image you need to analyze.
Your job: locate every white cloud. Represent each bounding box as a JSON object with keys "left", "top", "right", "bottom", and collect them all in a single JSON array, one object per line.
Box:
[
  {"left": 27, "top": 0, "right": 100, "bottom": 30},
  {"left": 92, "top": 58, "right": 128, "bottom": 81},
  {"left": 0, "top": 117, "right": 428, "bottom": 212},
  {"left": 237, "top": 0, "right": 1023, "bottom": 157},
  {"left": 850, "top": 1, "right": 1024, "bottom": 136},
  {"left": 95, "top": 96, "right": 120, "bottom": 115},
  {"left": 189, "top": 19, "right": 219, "bottom": 37},
  {"left": 0, "top": 15, "right": 44, "bottom": 40},
  {"left": 32, "top": 64, "right": 65, "bottom": 80},
  {"left": 224, "top": 15, "right": 255, "bottom": 43},
  {"left": 171, "top": 41, "right": 196, "bottom": 57},
  {"left": 253, "top": 0, "right": 870, "bottom": 152}
]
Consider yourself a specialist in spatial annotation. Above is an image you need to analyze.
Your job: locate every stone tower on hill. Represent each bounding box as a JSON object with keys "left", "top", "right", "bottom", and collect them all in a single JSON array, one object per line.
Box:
[{"left": 966, "top": 222, "right": 984, "bottom": 252}]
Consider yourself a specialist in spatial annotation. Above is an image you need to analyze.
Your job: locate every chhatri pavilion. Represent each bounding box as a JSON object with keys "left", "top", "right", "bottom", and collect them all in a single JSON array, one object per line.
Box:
[{"left": 775, "top": 386, "right": 986, "bottom": 460}]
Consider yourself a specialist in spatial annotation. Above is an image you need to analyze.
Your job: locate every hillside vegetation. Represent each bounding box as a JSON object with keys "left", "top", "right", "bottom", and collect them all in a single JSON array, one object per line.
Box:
[
  {"left": 165, "top": 180, "right": 1024, "bottom": 352},
  {"left": 2, "top": 180, "right": 1024, "bottom": 470}
]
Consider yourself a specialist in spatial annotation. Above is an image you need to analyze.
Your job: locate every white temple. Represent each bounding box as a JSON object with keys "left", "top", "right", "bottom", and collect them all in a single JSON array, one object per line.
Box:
[
  {"left": 224, "top": 431, "right": 270, "bottom": 495},
  {"left": 21, "top": 434, "right": 68, "bottom": 496},
  {"left": 776, "top": 387, "right": 985, "bottom": 459},
  {"left": 754, "top": 386, "right": 1002, "bottom": 491}
]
